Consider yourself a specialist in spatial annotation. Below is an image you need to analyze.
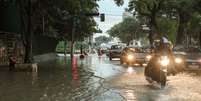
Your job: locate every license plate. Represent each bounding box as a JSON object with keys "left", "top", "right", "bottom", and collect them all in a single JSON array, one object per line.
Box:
[{"left": 188, "top": 65, "right": 199, "bottom": 69}]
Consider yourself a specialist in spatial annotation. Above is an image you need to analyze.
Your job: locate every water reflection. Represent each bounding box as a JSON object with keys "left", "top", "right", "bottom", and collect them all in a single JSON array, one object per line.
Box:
[
  {"left": 127, "top": 67, "right": 134, "bottom": 74},
  {"left": 71, "top": 56, "right": 79, "bottom": 80},
  {"left": 0, "top": 56, "right": 101, "bottom": 101},
  {"left": 31, "top": 72, "right": 38, "bottom": 85},
  {"left": 125, "top": 90, "right": 136, "bottom": 101},
  {"left": 0, "top": 55, "right": 129, "bottom": 101}
]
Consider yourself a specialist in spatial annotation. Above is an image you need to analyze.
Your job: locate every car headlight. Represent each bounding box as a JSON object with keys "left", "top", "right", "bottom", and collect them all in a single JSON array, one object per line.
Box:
[
  {"left": 175, "top": 58, "right": 183, "bottom": 63},
  {"left": 127, "top": 54, "right": 134, "bottom": 60},
  {"left": 146, "top": 55, "right": 152, "bottom": 60},
  {"left": 160, "top": 56, "right": 169, "bottom": 66}
]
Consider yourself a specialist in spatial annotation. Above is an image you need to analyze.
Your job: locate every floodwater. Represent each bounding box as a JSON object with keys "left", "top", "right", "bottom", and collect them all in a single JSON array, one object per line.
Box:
[{"left": 1, "top": 54, "right": 201, "bottom": 101}]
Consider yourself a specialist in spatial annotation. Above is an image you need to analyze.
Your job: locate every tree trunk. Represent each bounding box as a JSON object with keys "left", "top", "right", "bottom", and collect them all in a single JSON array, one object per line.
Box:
[
  {"left": 80, "top": 43, "right": 83, "bottom": 54},
  {"left": 148, "top": 14, "right": 158, "bottom": 46},
  {"left": 176, "top": 13, "right": 188, "bottom": 46},
  {"left": 199, "top": 31, "right": 201, "bottom": 47},
  {"left": 70, "top": 41, "right": 74, "bottom": 60},
  {"left": 64, "top": 40, "right": 67, "bottom": 56},
  {"left": 189, "top": 33, "right": 192, "bottom": 46},
  {"left": 18, "top": 0, "right": 30, "bottom": 63},
  {"left": 71, "top": 17, "right": 76, "bottom": 64},
  {"left": 25, "top": 0, "right": 33, "bottom": 63}
]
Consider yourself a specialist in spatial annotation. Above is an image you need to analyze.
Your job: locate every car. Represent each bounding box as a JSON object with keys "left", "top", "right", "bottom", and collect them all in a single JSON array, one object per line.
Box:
[
  {"left": 120, "top": 46, "right": 150, "bottom": 66},
  {"left": 170, "top": 47, "right": 185, "bottom": 72},
  {"left": 184, "top": 47, "right": 201, "bottom": 70},
  {"left": 173, "top": 46, "right": 201, "bottom": 70},
  {"left": 109, "top": 45, "right": 123, "bottom": 60}
]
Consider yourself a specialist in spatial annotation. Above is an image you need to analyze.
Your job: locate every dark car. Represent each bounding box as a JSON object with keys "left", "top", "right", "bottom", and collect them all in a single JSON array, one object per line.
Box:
[
  {"left": 120, "top": 47, "right": 149, "bottom": 66},
  {"left": 108, "top": 45, "right": 123, "bottom": 60},
  {"left": 184, "top": 47, "right": 201, "bottom": 70},
  {"left": 173, "top": 46, "right": 201, "bottom": 70}
]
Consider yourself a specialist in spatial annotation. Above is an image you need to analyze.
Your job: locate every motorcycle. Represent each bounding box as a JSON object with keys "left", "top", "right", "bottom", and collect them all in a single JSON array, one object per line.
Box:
[{"left": 144, "top": 54, "right": 172, "bottom": 87}]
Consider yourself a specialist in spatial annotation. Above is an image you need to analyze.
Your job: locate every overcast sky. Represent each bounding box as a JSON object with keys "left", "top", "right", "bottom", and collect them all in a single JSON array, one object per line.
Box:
[{"left": 94, "top": 0, "right": 129, "bottom": 38}]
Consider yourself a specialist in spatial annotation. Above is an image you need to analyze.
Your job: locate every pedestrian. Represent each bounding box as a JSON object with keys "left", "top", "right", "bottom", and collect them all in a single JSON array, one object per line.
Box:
[{"left": 9, "top": 55, "right": 16, "bottom": 71}]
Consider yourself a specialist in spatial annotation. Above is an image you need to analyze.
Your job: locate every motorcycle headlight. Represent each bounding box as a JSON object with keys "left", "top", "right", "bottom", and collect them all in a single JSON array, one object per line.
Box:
[
  {"left": 127, "top": 54, "right": 134, "bottom": 60},
  {"left": 146, "top": 55, "right": 152, "bottom": 60},
  {"left": 175, "top": 58, "right": 183, "bottom": 63},
  {"left": 160, "top": 56, "right": 169, "bottom": 66}
]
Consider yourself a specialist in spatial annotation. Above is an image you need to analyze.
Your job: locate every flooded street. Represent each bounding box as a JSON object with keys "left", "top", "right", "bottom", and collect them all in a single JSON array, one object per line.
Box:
[{"left": 1, "top": 54, "right": 201, "bottom": 101}]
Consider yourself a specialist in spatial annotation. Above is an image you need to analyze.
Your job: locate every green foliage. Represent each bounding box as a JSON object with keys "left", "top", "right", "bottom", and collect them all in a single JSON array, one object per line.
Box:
[
  {"left": 56, "top": 41, "right": 66, "bottom": 53},
  {"left": 56, "top": 41, "right": 89, "bottom": 53},
  {"left": 60, "top": 0, "right": 99, "bottom": 41},
  {"left": 188, "top": 13, "right": 201, "bottom": 33},
  {"left": 108, "top": 17, "right": 146, "bottom": 44},
  {"left": 113, "top": 0, "right": 124, "bottom": 6},
  {"left": 157, "top": 17, "right": 178, "bottom": 43},
  {"left": 95, "top": 36, "right": 111, "bottom": 46},
  {"left": 17, "top": 0, "right": 99, "bottom": 40},
  {"left": 114, "top": 0, "right": 201, "bottom": 46},
  {"left": 129, "top": 0, "right": 163, "bottom": 16}
]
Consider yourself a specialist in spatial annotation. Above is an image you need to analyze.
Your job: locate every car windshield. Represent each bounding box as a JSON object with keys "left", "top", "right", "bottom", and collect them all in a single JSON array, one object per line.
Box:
[{"left": 124, "top": 47, "right": 143, "bottom": 53}]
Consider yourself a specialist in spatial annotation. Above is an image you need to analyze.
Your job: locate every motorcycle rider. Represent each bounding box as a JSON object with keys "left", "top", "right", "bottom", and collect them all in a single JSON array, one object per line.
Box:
[{"left": 145, "top": 35, "right": 176, "bottom": 78}]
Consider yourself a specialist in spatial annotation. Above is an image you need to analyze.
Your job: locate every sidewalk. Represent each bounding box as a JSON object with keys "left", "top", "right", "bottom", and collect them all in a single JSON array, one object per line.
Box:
[
  {"left": 0, "top": 64, "right": 9, "bottom": 71},
  {"left": 0, "top": 64, "right": 9, "bottom": 67}
]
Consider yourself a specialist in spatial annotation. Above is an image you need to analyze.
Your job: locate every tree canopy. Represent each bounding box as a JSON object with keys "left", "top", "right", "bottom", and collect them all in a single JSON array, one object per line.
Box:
[
  {"left": 95, "top": 36, "right": 111, "bottom": 46},
  {"left": 17, "top": 0, "right": 99, "bottom": 41},
  {"left": 107, "top": 17, "right": 146, "bottom": 45},
  {"left": 114, "top": 0, "right": 201, "bottom": 46},
  {"left": 14, "top": 0, "right": 100, "bottom": 62}
]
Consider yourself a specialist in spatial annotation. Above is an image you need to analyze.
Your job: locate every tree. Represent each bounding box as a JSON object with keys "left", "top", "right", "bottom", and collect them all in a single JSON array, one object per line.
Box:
[
  {"left": 16, "top": 0, "right": 99, "bottom": 62},
  {"left": 114, "top": 0, "right": 200, "bottom": 46},
  {"left": 108, "top": 17, "right": 146, "bottom": 45},
  {"left": 186, "top": 13, "right": 201, "bottom": 46},
  {"left": 157, "top": 17, "right": 178, "bottom": 43},
  {"left": 130, "top": 0, "right": 168, "bottom": 45},
  {"left": 95, "top": 36, "right": 111, "bottom": 46},
  {"left": 195, "top": 0, "right": 201, "bottom": 46},
  {"left": 114, "top": 0, "right": 166, "bottom": 45},
  {"left": 170, "top": 0, "right": 196, "bottom": 45},
  {"left": 113, "top": 0, "right": 124, "bottom": 6}
]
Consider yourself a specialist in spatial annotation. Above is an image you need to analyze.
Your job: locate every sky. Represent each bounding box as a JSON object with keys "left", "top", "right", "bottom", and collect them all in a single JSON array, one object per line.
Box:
[{"left": 94, "top": 0, "right": 129, "bottom": 38}]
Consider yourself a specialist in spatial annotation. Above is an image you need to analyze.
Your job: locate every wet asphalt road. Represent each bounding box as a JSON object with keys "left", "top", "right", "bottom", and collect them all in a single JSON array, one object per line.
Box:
[{"left": 1, "top": 54, "right": 201, "bottom": 101}]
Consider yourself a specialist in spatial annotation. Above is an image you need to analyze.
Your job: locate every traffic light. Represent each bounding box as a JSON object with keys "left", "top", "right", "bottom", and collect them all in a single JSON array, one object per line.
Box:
[
  {"left": 100, "top": 13, "right": 105, "bottom": 22},
  {"left": 85, "top": 13, "right": 99, "bottom": 16}
]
